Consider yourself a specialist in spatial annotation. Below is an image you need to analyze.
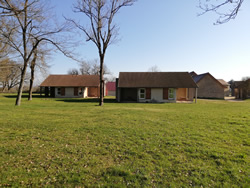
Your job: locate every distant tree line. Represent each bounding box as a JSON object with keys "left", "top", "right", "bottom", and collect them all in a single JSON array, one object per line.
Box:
[
  {"left": 67, "top": 59, "right": 110, "bottom": 76},
  {"left": 67, "top": 59, "right": 116, "bottom": 82}
]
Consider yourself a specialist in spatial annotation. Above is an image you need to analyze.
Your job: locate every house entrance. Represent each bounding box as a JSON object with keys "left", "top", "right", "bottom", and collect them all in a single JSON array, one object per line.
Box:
[{"left": 121, "top": 88, "right": 137, "bottom": 102}]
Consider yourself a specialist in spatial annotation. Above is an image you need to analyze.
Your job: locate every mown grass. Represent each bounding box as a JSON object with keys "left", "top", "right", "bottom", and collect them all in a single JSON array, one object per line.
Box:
[{"left": 0, "top": 94, "right": 249, "bottom": 187}]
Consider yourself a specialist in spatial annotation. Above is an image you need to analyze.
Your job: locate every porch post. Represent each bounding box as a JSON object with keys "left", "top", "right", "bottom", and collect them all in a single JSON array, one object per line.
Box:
[{"left": 195, "top": 88, "right": 197, "bottom": 103}]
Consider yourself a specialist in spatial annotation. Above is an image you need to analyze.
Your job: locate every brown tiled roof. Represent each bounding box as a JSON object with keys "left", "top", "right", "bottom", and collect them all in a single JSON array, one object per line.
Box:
[
  {"left": 40, "top": 75, "right": 100, "bottom": 87},
  {"left": 193, "top": 73, "right": 226, "bottom": 88},
  {"left": 118, "top": 72, "right": 198, "bottom": 88},
  {"left": 217, "top": 79, "right": 230, "bottom": 86}
]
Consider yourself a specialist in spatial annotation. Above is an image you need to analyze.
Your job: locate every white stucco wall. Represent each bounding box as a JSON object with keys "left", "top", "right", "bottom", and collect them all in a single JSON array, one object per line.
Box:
[
  {"left": 55, "top": 87, "right": 85, "bottom": 98},
  {"left": 151, "top": 88, "right": 163, "bottom": 102},
  {"left": 66, "top": 88, "right": 74, "bottom": 97},
  {"left": 138, "top": 88, "right": 176, "bottom": 103}
]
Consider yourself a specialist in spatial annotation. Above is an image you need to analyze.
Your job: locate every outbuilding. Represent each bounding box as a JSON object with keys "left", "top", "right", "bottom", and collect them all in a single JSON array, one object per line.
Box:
[
  {"left": 40, "top": 75, "right": 101, "bottom": 98},
  {"left": 116, "top": 72, "right": 198, "bottom": 103},
  {"left": 191, "top": 72, "right": 228, "bottom": 99}
]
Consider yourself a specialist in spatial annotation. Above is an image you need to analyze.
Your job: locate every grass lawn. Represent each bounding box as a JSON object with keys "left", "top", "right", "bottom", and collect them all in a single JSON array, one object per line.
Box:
[{"left": 0, "top": 94, "right": 249, "bottom": 187}]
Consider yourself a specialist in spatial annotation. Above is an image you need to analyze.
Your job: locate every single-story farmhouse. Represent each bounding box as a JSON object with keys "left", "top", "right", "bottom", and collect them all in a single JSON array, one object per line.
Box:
[
  {"left": 40, "top": 75, "right": 101, "bottom": 98},
  {"left": 191, "top": 72, "right": 228, "bottom": 99},
  {"left": 116, "top": 72, "right": 198, "bottom": 103}
]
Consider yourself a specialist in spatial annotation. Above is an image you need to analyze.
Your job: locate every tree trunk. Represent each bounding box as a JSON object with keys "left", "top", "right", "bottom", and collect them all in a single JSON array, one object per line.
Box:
[
  {"left": 2, "top": 82, "right": 6, "bottom": 92},
  {"left": 99, "top": 55, "right": 104, "bottom": 106},
  {"left": 28, "top": 49, "right": 37, "bottom": 101},
  {"left": 28, "top": 65, "right": 35, "bottom": 101},
  {"left": 15, "top": 0, "right": 28, "bottom": 106},
  {"left": 15, "top": 63, "right": 28, "bottom": 106}
]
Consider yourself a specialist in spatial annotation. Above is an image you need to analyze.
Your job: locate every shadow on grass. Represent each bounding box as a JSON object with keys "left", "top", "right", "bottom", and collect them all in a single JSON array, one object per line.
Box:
[
  {"left": 3, "top": 94, "right": 117, "bottom": 103},
  {"left": 4, "top": 94, "right": 45, "bottom": 99},
  {"left": 56, "top": 98, "right": 117, "bottom": 103}
]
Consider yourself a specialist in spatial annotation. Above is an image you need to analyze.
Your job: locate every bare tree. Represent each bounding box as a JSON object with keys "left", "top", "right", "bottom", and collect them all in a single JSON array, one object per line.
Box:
[
  {"left": 0, "top": 38, "right": 9, "bottom": 59},
  {"left": 0, "top": 0, "right": 71, "bottom": 106},
  {"left": 28, "top": 40, "right": 51, "bottom": 101},
  {"left": 68, "top": 0, "right": 136, "bottom": 106},
  {"left": 79, "top": 59, "right": 110, "bottom": 75},
  {"left": 67, "top": 68, "right": 80, "bottom": 75},
  {"left": 148, "top": 65, "right": 160, "bottom": 72},
  {"left": 0, "top": 59, "right": 28, "bottom": 92},
  {"left": 79, "top": 61, "right": 92, "bottom": 75},
  {"left": 199, "top": 0, "right": 245, "bottom": 24}
]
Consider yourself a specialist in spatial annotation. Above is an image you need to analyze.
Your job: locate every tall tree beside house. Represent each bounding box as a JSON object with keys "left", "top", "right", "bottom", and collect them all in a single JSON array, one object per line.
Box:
[
  {"left": 28, "top": 41, "right": 50, "bottom": 101},
  {"left": 0, "top": 0, "right": 71, "bottom": 106},
  {"left": 68, "top": 0, "right": 136, "bottom": 106},
  {"left": 28, "top": 46, "right": 38, "bottom": 101},
  {"left": 199, "top": 0, "right": 245, "bottom": 24}
]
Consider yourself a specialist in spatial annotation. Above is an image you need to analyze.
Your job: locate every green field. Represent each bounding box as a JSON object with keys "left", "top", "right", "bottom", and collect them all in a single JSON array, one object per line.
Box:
[{"left": 0, "top": 94, "right": 249, "bottom": 187}]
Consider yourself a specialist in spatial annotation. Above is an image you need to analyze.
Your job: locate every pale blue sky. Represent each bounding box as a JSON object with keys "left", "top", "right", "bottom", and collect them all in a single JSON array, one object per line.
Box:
[{"left": 47, "top": 0, "right": 250, "bottom": 82}]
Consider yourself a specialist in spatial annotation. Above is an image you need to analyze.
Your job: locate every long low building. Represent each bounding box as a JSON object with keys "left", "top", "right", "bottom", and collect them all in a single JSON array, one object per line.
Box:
[
  {"left": 191, "top": 72, "right": 228, "bottom": 99},
  {"left": 116, "top": 72, "right": 198, "bottom": 103},
  {"left": 40, "top": 75, "right": 102, "bottom": 98}
]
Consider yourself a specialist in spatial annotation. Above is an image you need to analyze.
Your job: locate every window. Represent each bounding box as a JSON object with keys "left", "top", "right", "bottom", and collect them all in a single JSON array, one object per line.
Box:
[
  {"left": 168, "top": 88, "right": 175, "bottom": 100},
  {"left": 139, "top": 88, "right": 145, "bottom": 99},
  {"left": 57, "top": 88, "right": 61, "bottom": 95}
]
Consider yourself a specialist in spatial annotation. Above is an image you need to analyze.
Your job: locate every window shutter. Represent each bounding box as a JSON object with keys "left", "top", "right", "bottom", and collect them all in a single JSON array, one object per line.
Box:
[
  {"left": 74, "top": 87, "right": 78, "bottom": 96},
  {"left": 163, "top": 88, "right": 168, "bottom": 99},
  {"left": 61, "top": 87, "right": 65, "bottom": 96},
  {"left": 146, "top": 88, "right": 151, "bottom": 99}
]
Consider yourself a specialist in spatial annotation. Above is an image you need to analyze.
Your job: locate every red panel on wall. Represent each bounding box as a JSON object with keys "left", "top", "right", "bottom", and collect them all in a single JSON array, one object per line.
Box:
[
  {"left": 146, "top": 88, "right": 151, "bottom": 99},
  {"left": 163, "top": 88, "right": 168, "bottom": 99}
]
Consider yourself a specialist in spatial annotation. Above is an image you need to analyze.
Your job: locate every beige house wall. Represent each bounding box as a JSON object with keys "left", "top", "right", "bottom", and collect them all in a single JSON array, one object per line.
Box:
[
  {"left": 224, "top": 86, "right": 230, "bottom": 97},
  {"left": 119, "top": 87, "right": 196, "bottom": 103},
  {"left": 197, "top": 75, "right": 224, "bottom": 99},
  {"left": 138, "top": 88, "right": 176, "bottom": 103},
  {"left": 55, "top": 87, "right": 83, "bottom": 98},
  {"left": 151, "top": 88, "right": 164, "bottom": 102},
  {"left": 83, "top": 87, "right": 88, "bottom": 98},
  {"left": 53, "top": 87, "right": 100, "bottom": 98},
  {"left": 188, "top": 88, "right": 196, "bottom": 101}
]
